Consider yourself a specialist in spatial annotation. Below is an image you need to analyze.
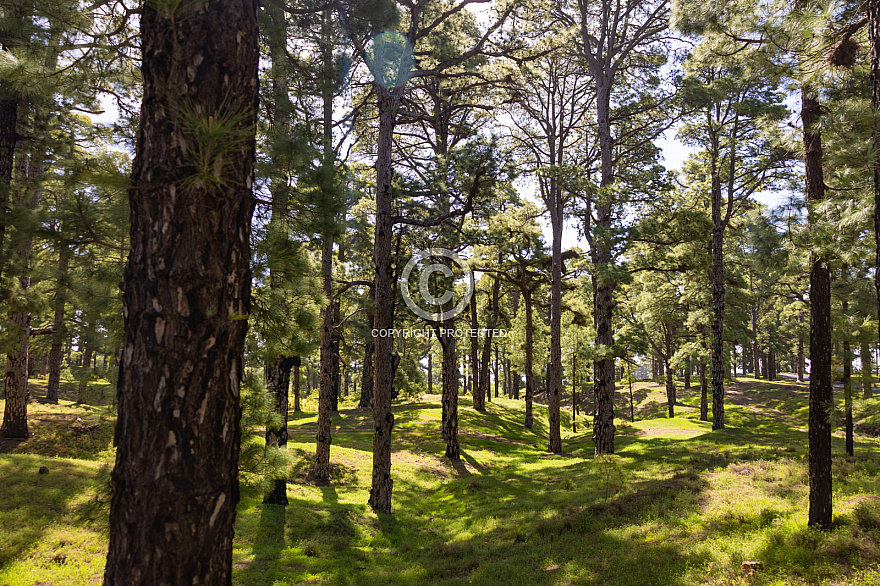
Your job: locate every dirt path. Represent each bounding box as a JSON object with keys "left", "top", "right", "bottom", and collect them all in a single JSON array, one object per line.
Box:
[{"left": 724, "top": 383, "right": 808, "bottom": 433}]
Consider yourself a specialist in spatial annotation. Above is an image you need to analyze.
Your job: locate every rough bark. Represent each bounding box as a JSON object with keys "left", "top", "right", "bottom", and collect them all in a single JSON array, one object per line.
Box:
[
  {"left": 264, "top": 354, "right": 295, "bottom": 505},
  {"left": 871, "top": 0, "right": 880, "bottom": 350},
  {"left": 369, "top": 85, "right": 404, "bottom": 514},
  {"left": 313, "top": 238, "right": 335, "bottom": 483},
  {"left": 1, "top": 310, "right": 30, "bottom": 438},
  {"left": 438, "top": 328, "right": 459, "bottom": 459},
  {"left": 665, "top": 358, "right": 676, "bottom": 419},
  {"left": 359, "top": 338, "right": 374, "bottom": 409},
  {"left": 803, "top": 90, "right": 833, "bottom": 530},
  {"left": 103, "top": 1, "right": 258, "bottom": 582}
]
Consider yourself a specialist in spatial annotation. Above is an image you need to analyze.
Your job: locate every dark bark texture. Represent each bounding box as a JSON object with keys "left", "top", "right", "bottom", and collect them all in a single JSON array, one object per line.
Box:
[
  {"left": 803, "top": 90, "right": 833, "bottom": 530},
  {"left": 264, "top": 354, "right": 296, "bottom": 505},
  {"left": 104, "top": 1, "right": 258, "bottom": 583}
]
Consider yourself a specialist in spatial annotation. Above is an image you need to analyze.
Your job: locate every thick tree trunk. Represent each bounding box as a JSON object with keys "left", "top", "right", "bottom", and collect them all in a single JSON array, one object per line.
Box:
[
  {"left": 1, "top": 310, "right": 30, "bottom": 438},
  {"left": 803, "top": 90, "right": 833, "bottom": 530},
  {"left": 665, "top": 358, "right": 676, "bottom": 419},
  {"left": 0, "top": 97, "right": 18, "bottom": 286},
  {"left": 103, "top": 2, "right": 258, "bottom": 583},
  {"left": 871, "top": 0, "right": 880, "bottom": 350},
  {"left": 264, "top": 354, "right": 295, "bottom": 505},
  {"left": 439, "top": 329, "right": 459, "bottom": 459},
  {"left": 369, "top": 86, "right": 404, "bottom": 514}
]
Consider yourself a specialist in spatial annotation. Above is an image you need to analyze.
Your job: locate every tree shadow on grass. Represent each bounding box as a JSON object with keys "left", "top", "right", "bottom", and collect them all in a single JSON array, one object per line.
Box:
[{"left": 0, "top": 455, "right": 98, "bottom": 571}]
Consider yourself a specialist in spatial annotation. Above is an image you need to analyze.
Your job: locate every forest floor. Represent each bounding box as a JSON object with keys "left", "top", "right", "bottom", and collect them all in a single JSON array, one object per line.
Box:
[{"left": 1, "top": 375, "right": 880, "bottom": 585}]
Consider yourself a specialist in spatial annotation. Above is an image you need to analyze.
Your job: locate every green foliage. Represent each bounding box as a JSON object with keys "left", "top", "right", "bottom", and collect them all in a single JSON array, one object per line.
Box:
[{"left": 238, "top": 373, "right": 294, "bottom": 498}]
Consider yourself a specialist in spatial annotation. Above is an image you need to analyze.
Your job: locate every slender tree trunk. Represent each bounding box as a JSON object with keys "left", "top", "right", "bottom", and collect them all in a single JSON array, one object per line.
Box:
[
  {"left": 862, "top": 340, "right": 872, "bottom": 398},
  {"left": 313, "top": 238, "right": 335, "bottom": 483},
  {"left": 798, "top": 314, "right": 805, "bottom": 382},
  {"left": 699, "top": 359, "right": 708, "bottom": 422},
  {"left": 844, "top": 337, "right": 853, "bottom": 457},
  {"left": 427, "top": 349, "right": 432, "bottom": 395},
  {"left": 524, "top": 289, "right": 535, "bottom": 430},
  {"left": 359, "top": 339, "right": 374, "bottom": 408},
  {"left": 684, "top": 356, "right": 691, "bottom": 389},
  {"left": 665, "top": 360, "right": 676, "bottom": 418},
  {"left": 293, "top": 357, "right": 301, "bottom": 413},
  {"left": 548, "top": 195, "right": 563, "bottom": 453},
  {"left": 470, "top": 293, "right": 483, "bottom": 411},
  {"left": 264, "top": 355, "right": 295, "bottom": 505},
  {"left": 494, "top": 345, "right": 499, "bottom": 399},
  {"left": 479, "top": 277, "right": 501, "bottom": 407},
  {"left": 369, "top": 85, "right": 404, "bottom": 514},
  {"left": 803, "top": 89, "right": 833, "bottom": 530},
  {"left": 104, "top": 1, "right": 258, "bottom": 581},
  {"left": 76, "top": 345, "right": 93, "bottom": 404}
]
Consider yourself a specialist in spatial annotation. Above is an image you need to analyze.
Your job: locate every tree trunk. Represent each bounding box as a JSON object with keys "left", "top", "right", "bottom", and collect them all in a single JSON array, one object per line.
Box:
[
  {"left": 76, "top": 345, "right": 93, "bottom": 404},
  {"left": 439, "top": 328, "right": 459, "bottom": 459},
  {"left": 798, "top": 314, "right": 805, "bottom": 382},
  {"left": 494, "top": 345, "right": 499, "bottom": 399},
  {"left": 369, "top": 85, "right": 404, "bottom": 515},
  {"left": 1, "top": 310, "right": 30, "bottom": 438},
  {"left": 104, "top": 1, "right": 257, "bottom": 582},
  {"left": 313, "top": 237, "right": 335, "bottom": 483},
  {"left": 862, "top": 340, "right": 872, "bottom": 398},
  {"left": 293, "top": 357, "right": 301, "bottom": 413},
  {"left": 699, "top": 359, "right": 708, "bottom": 422},
  {"left": 264, "top": 354, "right": 295, "bottom": 505},
  {"left": 359, "top": 335, "right": 374, "bottom": 409},
  {"left": 427, "top": 349, "right": 432, "bottom": 395},
  {"left": 479, "top": 276, "right": 501, "bottom": 407},
  {"left": 710, "top": 230, "right": 725, "bottom": 429},
  {"left": 768, "top": 347, "right": 776, "bottom": 381},
  {"left": 803, "top": 89, "right": 833, "bottom": 530},
  {"left": 871, "top": 0, "right": 880, "bottom": 351},
  {"left": 844, "top": 338, "right": 853, "bottom": 457},
  {"left": 548, "top": 194, "right": 563, "bottom": 453},
  {"left": 665, "top": 358, "right": 676, "bottom": 419},
  {"left": 523, "top": 289, "right": 535, "bottom": 430},
  {"left": 684, "top": 356, "right": 691, "bottom": 389},
  {"left": 470, "top": 292, "right": 483, "bottom": 411},
  {"left": 0, "top": 97, "right": 18, "bottom": 287}
]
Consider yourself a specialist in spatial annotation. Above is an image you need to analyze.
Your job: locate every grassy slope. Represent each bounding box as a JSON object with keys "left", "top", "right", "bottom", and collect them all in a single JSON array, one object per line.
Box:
[{"left": 2, "top": 375, "right": 880, "bottom": 585}]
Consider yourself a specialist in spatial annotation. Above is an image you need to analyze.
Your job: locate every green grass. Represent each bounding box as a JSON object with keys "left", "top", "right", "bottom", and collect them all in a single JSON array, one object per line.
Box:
[{"left": 2, "top": 376, "right": 880, "bottom": 584}]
